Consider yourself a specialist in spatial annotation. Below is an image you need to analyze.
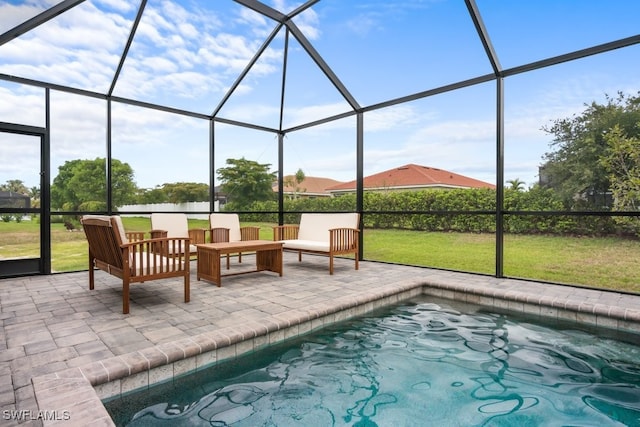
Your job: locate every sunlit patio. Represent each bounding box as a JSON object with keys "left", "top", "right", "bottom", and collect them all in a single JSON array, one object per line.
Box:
[
  {"left": 1, "top": 253, "right": 639, "bottom": 425},
  {"left": 2, "top": 0, "right": 640, "bottom": 424}
]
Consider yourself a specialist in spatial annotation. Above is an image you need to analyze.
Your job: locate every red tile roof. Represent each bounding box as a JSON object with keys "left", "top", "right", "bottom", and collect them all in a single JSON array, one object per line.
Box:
[
  {"left": 327, "top": 164, "right": 495, "bottom": 192},
  {"left": 273, "top": 176, "right": 345, "bottom": 196}
]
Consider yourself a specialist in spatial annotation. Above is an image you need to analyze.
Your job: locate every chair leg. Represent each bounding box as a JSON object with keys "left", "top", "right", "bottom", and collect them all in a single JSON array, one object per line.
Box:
[
  {"left": 226, "top": 254, "right": 230, "bottom": 269},
  {"left": 123, "top": 280, "right": 130, "bottom": 314},
  {"left": 184, "top": 272, "right": 190, "bottom": 303},
  {"left": 88, "top": 264, "right": 95, "bottom": 290},
  {"left": 329, "top": 254, "right": 334, "bottom": 275},
  {"left": 238, "top": 252, "right": 242, "bottom": 264}
]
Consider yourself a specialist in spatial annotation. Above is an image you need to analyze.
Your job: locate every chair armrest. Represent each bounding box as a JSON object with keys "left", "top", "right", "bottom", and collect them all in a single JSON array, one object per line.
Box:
[
  {"left": 210, "top": 227, "right": 230, "bottom": 243},
  {"left": 150, "top": 229, "right": 168, "bottom": 239},
  {"left": 188, "top": 228, "right": 207, "bottom": 245},
  {"left": 125, "top": 231, "right": 146, "bottom": 242},
  {"left": 240, "top": 226, "right": 261, "bottom": 241},
  {"left": 273, "top": 225, "right": 299, "bottom": 241},
  {"left": 329, "top": 228, "right": 360, "bottom": 251}
]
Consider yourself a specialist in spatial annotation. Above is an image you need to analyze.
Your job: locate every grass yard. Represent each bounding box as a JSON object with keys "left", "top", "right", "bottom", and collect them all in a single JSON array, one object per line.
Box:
[{"left": 1, "top": 218, "right": 639, "bottom": 293}]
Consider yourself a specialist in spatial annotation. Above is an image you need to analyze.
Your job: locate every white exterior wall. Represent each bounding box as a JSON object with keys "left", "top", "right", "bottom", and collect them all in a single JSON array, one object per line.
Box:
[{"left": 117, "top": 201, "right": 219, "bottom": 219}]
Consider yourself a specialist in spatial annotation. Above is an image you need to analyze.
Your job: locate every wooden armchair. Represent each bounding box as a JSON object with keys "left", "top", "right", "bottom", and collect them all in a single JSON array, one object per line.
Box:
[
  {"left": 150, "top": 213, "right": 206, "bottom": 257},
  {"left": 209, "top": 213, "right": 260, "bottom": 269},
  {"left": 81, "top": 215, "right": 190, "bottom": 314}
]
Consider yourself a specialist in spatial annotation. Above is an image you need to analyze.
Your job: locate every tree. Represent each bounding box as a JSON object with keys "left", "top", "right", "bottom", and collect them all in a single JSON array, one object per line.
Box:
[
  {"left": 283, "top": 168, "right": 306, "bottom": 199},
  {"left": 0, "top": 179, "right": 29, "bottom": 194},
  {"left": 51, "top": 158, "right": 137, "bottom": 211},
  {"left": 540, "top": 91, "right": 640, "bottom": 209},
  {"left": 599, "top": 124, "right": 640, "bottom": 234},
  {"left": 136, "top": 186, "right": 169, "bottom": 204},
  {"left": 162, "top": 182, "right": 209, "bottom": 203},
  {"left": 216, "top": 157, "right": 276, "bottom": 209},
  {"left": 506, "top": 178, "right": 525, "bottom": 192}
]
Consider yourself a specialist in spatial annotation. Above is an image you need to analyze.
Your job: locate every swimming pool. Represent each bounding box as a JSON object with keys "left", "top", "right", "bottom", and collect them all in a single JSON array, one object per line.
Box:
[{"left": 104, "top": 297, "right": 640, "bottom": 426}]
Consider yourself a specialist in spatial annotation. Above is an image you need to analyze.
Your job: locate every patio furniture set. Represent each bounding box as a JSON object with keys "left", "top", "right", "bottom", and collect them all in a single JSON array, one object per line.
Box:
[{"left": 80, "top": 213, "right": 360, "bottom": 313}]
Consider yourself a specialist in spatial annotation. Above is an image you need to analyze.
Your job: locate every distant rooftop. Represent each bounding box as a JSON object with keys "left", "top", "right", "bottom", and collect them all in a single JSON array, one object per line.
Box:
[
  {"left": 327, "top": 164, "right": 496, "bottom": 194},
  {"left": 273, "top": 176, "right": 344, "bottom": 197}
]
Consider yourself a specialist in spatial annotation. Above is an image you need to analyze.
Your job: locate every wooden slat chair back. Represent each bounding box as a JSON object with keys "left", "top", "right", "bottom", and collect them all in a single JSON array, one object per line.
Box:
[
  {"left": 150, "top": 213, "right": 206, "bottom": 258},
  {"left": 209, "top": 213, "right": 261, "bottom": 269},
  {"left": 81, "top": 215, "right": 190, "bottom": 314}
]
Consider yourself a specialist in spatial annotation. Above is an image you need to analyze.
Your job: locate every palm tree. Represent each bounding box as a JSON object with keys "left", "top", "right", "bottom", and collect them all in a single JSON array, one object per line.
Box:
[{"left": 506, "top": 178, "right": 526, "bottom": 191}]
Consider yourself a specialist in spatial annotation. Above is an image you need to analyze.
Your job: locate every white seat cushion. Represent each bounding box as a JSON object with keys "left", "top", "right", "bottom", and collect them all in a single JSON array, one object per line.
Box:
[
  {"left": 150, "top": 213, "right": 189, "bottom": 238},
  {"left": 282, "top": 239, "right": 330, "bottom": 252},
  {"left": 209, "top": 213, "right": 242, "bottom": 242},
  {"left": 297, "top": 213, "right": 359, "bottom": 242}
]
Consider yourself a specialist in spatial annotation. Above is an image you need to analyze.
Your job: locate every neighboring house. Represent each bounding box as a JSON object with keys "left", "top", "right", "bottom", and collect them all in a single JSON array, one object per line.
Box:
[
  {"left": 273, "top": 176, "right": 345, "bottom": 199},
  {"left": 0, "top": 191, "right": 31, "bottom": 209},
  {"left": 326, "top": 163, "right": 495, "bottom": 195}
]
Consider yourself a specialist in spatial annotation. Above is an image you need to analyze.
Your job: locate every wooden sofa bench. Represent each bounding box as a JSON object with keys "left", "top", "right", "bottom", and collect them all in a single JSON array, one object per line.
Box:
[{"left": 273, "top": 213, "right": 360, "bottom": 274}]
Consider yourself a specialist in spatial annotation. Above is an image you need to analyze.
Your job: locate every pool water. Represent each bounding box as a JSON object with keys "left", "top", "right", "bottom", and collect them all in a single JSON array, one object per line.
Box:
[{"left": 105, "top": 297, "right": 640, "bottom": 426}]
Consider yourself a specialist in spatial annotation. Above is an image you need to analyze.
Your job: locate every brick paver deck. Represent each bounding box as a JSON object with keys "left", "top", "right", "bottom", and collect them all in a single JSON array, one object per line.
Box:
[{"left": 1, "top": 253, "right": 639, "bottom": 426}]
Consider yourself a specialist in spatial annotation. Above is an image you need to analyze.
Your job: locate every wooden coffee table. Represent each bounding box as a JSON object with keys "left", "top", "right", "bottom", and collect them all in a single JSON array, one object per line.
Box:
[{"left": 196, "top": 240, "right": 283, "bottom": 286}]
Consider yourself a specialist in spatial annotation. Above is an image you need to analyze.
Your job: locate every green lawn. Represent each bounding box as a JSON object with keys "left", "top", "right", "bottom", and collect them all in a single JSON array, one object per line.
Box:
[{"left": 1, "top": 218, "right": 639, "bottom": 293}]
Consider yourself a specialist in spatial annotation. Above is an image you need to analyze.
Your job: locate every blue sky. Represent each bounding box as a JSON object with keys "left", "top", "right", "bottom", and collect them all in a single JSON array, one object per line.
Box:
[{"left": 1, "top": 0, "right": 639, "bottom": 191}]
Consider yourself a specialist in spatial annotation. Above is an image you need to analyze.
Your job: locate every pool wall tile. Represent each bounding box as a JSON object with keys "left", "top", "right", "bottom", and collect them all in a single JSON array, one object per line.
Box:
[
  {"left": 298, "top": 320, "right": 312, "bottom": 336},
  {"left": 94, "top": 379, "right": 120, "bottom": 400},
  {"left": 268, "top": 329, "right": 285, "bottom": 344},
  {"left": 596, "top": 315, "right": 618, "bottom": 330},
  {"left": 216, "top": 343, "right": 236, "bottom": 362},
  {"left": 235, "top": 337, "right": 255, "bottom": 356},
  {"left": 522, "top": 303, "right": 540, "bottom": 316},
  {"left": 556, "top": 308, "right": 578, "bottom": 323},
  {"left": 149, "top": 364, "right": 173, "bottom": 386},
  {"left": 121, "top": 371, "right": 148, "bottom": 394},
  {"left": 253, "top": 334, "right": 269, "bottom": 351},
  {"left": 174, "top": 356, "right": 196, "bottom": 377}
]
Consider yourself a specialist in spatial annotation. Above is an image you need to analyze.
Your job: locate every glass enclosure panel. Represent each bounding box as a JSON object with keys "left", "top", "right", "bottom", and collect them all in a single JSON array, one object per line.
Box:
[
  {"left": 301, "top": 0, "right": 492, "bottom": 107},
  {"left": 503, "top": 214, "right": 640, "bottom": 293},
  {"left": 0, "top": 1, "right": 67, "bottom": 34},
  {"left": 0, "top": 212, "right": 40, "bottom": 265},
  {"left": 362, "top": 214, "right": 495, "bottom": 275},
  {"left": 0, "top": 131, "right": 39, "bottom": 198},
  {"left": 0, "top": 82, "right": 44, "bottom": 127},
  {"left": 216, "top": 26, "right": 286, "bottom": 130},
  {"left": 363, "top": 83, "right": 496, "bottom": 210},
  {"left": 50, "top": 214, "right": 87, "bottom": 273},
  {"left": 214, "top": 123, "right": 278, "bottom": 212},
  {"left": 504, "top": 44, "right": 640, "bottom": 212},
  {"left": 50, "top": 91, "right": 106, "bottom": 212},
  {"left": 280, "top": 35, "right": 354, "bottom": 130},
  {"left": 114, "top": 0, "right": 269, "bottom": 115},
  {"left": 111, "top": 103, "right": 210, "bottom": 212},
  {"left": 477, "top": 0, "right": 640, "bottom": 69},
  {"left": 282, "top": 116, "right": 357, "bottom": 212},
  {"left": 0, "top": 132, "right": 40, "bottom": 265},
  {"left": 0, "top": 1, "right": 136, "bottom": 93}
]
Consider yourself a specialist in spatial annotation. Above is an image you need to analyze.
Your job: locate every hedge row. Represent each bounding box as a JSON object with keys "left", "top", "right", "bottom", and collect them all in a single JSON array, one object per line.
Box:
[{"left": 238, "top": 188, "right": 636, "bottom": 237}]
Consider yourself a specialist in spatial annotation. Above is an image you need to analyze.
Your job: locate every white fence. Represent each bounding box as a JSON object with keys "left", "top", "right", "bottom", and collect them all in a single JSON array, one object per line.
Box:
[{"left": 117, "top": 201, "right": 219, "bottom": 219}]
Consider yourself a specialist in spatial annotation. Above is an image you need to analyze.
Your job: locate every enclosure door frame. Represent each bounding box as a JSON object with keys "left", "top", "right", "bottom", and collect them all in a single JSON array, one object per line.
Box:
[{"left": 0, "top": 122, "right": 50, "bottom": 278}]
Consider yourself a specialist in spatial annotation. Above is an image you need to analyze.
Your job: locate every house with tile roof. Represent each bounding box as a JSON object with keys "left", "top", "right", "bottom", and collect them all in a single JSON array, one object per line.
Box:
[
  {"left": 326, "top": 164, "right": 495, "bottom": 195},
  {"left": 0, "top": 191, "right": 31, "bottom": 209},
  {"left": 273, "top": 176, "right": 345, "bottom": 199}
]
